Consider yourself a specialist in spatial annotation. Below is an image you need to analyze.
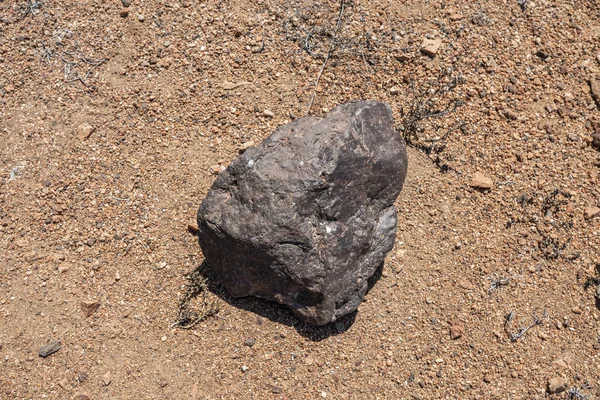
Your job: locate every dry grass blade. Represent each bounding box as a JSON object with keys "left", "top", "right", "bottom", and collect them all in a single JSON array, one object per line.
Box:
[{"left": 305, "top": 0, "right": 346, "bottom": 115}]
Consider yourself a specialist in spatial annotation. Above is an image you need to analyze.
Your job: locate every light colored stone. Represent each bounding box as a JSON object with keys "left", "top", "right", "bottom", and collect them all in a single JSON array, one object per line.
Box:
[
  {"left": 103, "top": 372, "right": 111, "bottom": 386},
  {"left": 16, "top": 238, "right": 29, "bottom": 248},
  {"left": 58, "top": 378, "right": 72, "bottom": 391},
  {"left": 590, "top": 79, "right": 600, "bottom": 102},
  {"left": 78, "top": 123, "right": 95, "bottom": 140},
  {"left": 450, "top": 325, "right": 463, "bottom": 340},
  {"left": 157, "top": 57, "right": 172, "bottom": 68},
  {"left": 239, "top": 140, "right": 255, "bottom": 153},
  {"left": 57, "top": 262, "right": 71, "bottom": 273},
  {"left": 421, "top": 38, "right": 442, "bottom": 57},
  {"left": 210, "top": 165, "right": 226, "bottom": 175},
  {"left": 552, "top": 353, "right": 572, "bottom": 370},
  {"left": 584, "top": 207, "right": 600, "bottom": 219},
  {"left": 470, "top": 172, "right": 493, "bottom": 189},
  {"left": 547, "top": 376, "right": 567, "bottom": 394}
]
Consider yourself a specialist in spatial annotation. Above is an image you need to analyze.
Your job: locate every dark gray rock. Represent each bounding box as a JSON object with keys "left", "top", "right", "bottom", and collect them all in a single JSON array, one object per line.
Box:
[
  {"left": 39, "top": 341, "right": 61, "bottom": 357},
  {"left": 197, "top": 100, "right": 407, "bottom": 325}
]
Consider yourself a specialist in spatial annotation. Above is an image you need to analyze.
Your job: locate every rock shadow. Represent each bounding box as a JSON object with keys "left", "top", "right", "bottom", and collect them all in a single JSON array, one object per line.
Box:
[{"left": 186, "top": 260, "right": 384, "bottom": 342}]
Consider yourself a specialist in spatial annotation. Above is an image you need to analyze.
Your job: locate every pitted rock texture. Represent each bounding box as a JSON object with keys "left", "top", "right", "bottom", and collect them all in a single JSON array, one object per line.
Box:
[{"left": 197, "top": 100, "right": 407, "bottom": 325}]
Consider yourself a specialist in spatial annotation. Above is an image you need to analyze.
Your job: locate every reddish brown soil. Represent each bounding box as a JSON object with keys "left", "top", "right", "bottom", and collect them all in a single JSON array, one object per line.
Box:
[{"left": 1, "top": 0, "right": 600, "bottom": 399}]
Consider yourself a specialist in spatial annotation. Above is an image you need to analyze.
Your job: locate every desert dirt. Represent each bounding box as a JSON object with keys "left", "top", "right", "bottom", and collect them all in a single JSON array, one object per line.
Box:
[{"left": 1, "top": 0, "right": 600, "bottom": 399}]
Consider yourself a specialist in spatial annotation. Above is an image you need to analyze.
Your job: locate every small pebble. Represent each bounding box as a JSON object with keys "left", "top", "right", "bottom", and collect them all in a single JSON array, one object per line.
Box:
[
  {"left": 584, "top": 207, "right": 600, "bottom": 219},
  {"left": 39, "top": 341, "right": 61, "bottom": 358},
  {"left": 470, "top": 172, "right": 493, "bottom": 190},
  {"left": 102, "top": 372, "right": 111, "bottom": 386},
  {"left": 241, "top": 365, "right": 249, "bottom": 372},
  {"left": 80, "top": 300, "right": 101, "bottom": 318},
  {"left": 271, "top": 386, "right": 283, "bottom": 394},
  {"left": 78, "top": 123, "right": 95, "bottom": 140},
  {"left": 450, "top": 325, "right": 463, "bottom": 340},
  {"left": 421, "top": 38, "right": 442, "bottom": 57},
  {"left": 239, "top": 140, "right": 255, "bottom": 153},
  {"left": 58, "top": 378, "right": 71, "bottom": 391},
  {"left": 263, "top": 109, "right": 274, "bottom": 118},
  {"left": 209, "top": 165, "right": 226, "bottom": 175},
  {"left": 244, "top": 338, "right": 256, "bottom": 347},
  {"left": 547, "top": 376, "right": 568, "bottom": 394}
]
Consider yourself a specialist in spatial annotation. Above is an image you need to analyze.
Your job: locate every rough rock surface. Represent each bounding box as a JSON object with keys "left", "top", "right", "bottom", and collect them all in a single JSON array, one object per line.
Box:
[{"left": 197, "top": 101, "right": 407, "bottom": 325}]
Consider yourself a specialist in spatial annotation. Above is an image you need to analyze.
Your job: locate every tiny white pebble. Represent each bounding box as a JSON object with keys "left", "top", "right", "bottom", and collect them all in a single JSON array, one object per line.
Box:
[
  {"left": 161, "top": 335, "right": 167, "bottom": 342},
  {"left": 241, "top": 365, "right": 249, "bottom": 372},
  {"left": 321, "top": 391, "right": 327, "bottom": 398}
]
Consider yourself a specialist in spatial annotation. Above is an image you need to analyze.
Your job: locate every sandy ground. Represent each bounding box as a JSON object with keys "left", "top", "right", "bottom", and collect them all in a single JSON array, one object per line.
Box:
[{"left": 1, "top": 0, "right": 600, "bottom": 399}]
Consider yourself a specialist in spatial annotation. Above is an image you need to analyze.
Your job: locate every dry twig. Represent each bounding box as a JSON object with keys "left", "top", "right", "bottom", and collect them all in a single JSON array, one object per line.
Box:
[
  {"left": 488, "top": 275, "right": 520, "bottom": 294},
  {"left": 306, "top": 0, "right": 345, "bottom": 115},
  {"left": 171, "top": 267, "right": 219, "bottom": 329},
  {"left": 504, "top": 310, "right": 547, "bottom": 342},
  {"left": 58, "top": 50, "right": 105, "bottom": 89},
  {"left": 22, "top": 0, "right": 42, "bottom": 18},
  {"left": 567, "top": 383, "right": 591, "bottom": 400},
  {"left": 399, "top": 73, "right": 465, "bottom": 172}
]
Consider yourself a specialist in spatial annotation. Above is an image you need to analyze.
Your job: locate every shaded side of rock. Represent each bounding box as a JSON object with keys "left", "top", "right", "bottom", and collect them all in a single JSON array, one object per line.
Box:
[{"left": 197, "top": 100, "right": 408, "bottom": 325}]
